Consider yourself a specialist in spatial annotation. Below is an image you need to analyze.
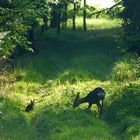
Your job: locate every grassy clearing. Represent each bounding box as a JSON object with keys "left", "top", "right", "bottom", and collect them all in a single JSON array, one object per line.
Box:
[
  {"left": 0, "top": 18, "right": 140, "bottom": 140},
  {"left": 67, "top": 18, "right": 121, "bottom": 30}
]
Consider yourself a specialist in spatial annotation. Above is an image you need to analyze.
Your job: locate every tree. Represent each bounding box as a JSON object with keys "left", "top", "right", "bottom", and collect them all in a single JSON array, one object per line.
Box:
[
  {"left": 83, "top": 0, "right": 86, "bottom": 32},
  {"left": 72, "top": 1, "right": 76, "bottom": 31},
  {"left": 120, "top": 0, "right": 140, "bottom": 55},
  {"left": 89, "top": 0, "right": 140, "bottom": 55},
  {"left": 0, "top": 0, "right": 51, "bottom": 57}
]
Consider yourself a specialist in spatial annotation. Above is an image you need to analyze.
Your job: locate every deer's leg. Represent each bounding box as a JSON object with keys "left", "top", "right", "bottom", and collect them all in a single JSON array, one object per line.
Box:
[
  {"left": 101, "top": 100, "right": 104, "bottom": 113},
  {"left": 87, "top": 103, "right": 92, "bottom": 110},
  {"left": 97, "top": 102, "right": 102, "bottom": 115}
]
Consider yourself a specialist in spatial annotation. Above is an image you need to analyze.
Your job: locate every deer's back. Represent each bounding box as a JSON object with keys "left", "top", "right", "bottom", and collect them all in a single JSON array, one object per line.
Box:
[{"left": 86, "top": 87, "right": 105, "bottom": 103}]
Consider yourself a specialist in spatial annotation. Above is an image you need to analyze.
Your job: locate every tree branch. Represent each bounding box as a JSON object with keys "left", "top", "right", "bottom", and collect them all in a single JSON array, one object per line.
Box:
[{"left": 89, "top": 1, "right": 123, "bottom": 17}]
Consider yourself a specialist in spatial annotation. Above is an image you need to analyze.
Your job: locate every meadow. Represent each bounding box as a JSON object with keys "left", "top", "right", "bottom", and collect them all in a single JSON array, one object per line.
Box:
[{"left": 0, "top": 18, "right": 140, "bottom": 140}]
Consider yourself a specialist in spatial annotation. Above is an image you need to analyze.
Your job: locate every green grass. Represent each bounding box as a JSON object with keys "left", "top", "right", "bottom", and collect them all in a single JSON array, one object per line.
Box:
[
  {"left": 67, "top": 18, "right": 121, "bottom": 30},
  {"left": 0, "top": 18, "right": 140, "bottom": 140}
]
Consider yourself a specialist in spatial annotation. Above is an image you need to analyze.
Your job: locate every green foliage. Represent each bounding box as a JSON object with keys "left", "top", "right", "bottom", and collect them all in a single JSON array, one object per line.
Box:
[
  {"left": 0, "top": 0, "right": 51, "bottom": 57},
  {"left": 106, "top": 82, "right": 140, "bottom": 139},
  {"left": 111, "top": 55, "right": 140, "bottom": 82},
  {"left": 105, "top": 54, "right": 140, "bottom": 139},
  {"left": 118, "top": 0, "right": 140, "bottom": 55}
]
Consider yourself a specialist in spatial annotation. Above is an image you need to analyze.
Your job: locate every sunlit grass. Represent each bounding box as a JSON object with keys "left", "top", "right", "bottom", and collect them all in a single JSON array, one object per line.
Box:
[
  {"left": 0, "top": 17, "right": 139, "bottom": 140},
  {"left": 67, "top": 17, "right": 121, "bottom": 30}
]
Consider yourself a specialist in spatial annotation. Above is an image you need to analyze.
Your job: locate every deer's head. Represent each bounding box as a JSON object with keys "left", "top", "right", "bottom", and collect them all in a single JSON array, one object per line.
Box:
[{"left": 73, "top": 93, "right": 80, "bottom": 108}]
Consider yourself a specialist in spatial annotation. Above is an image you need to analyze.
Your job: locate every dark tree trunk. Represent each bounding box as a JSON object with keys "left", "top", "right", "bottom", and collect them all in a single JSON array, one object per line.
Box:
[
  {"left": 73, "top": 2, "right": 76, "bottom": 31},
  {"left": 62, "top": 13, "right": 65, "bottom": 30},
  {"left": 41, "top": 16, "right": 48, "bottom": 33},
  {"left": 50, "top": 4, "right": 57, "bottom": 28},
  {"left": 57, "top": 5, "right": 61, "bottom": 34},
  {"left": 64, "top": 3, "right": 68, "bottom": 29},
  {"left": 83, "top": 0, "right": 87, "bottom": 32},
  {"left": 61, "top": 2, "right": 68, "bottom": 30},
  {"left": 28, "top": 21, "right": 38, "bottom": 52}
]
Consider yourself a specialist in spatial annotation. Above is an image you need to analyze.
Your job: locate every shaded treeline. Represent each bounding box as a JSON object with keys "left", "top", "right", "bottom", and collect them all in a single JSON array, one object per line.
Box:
[
  {"left": 0, "top": 0, "right": 139, "bottom": 58},
  {"left": 0, "top": 0, "right": 89, "bottom": 58}
]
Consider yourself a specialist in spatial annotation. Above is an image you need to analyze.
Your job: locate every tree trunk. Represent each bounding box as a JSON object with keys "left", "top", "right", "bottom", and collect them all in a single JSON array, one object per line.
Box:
[
  {"left": 64, "top": 3, "right": 68, "bottom": 29},
  {"left": 83, "top": 0, "right": 87, "bottom": 32},
  {"left": 28, "top": 21, "right": 38, "bottom": 52},
  {"left": 57, "top": 5, "right": 61, "bottom": 34},
  {"left": 50, "top": 4, "right": 57, "bottom": 28},
  {"left": 73, "top": 3, "right": 76, "bottom": 31},
  {"left": 41, "top": 16, "right": 48, "bottom": 33}
]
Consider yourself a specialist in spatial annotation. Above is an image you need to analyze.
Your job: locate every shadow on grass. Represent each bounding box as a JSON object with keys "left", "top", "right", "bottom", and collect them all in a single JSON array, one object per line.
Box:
[
  {"left": 104, "top": 83, "right": 140, "bottom": 140},
  {"left": 0, "top": 98, "right": 36, "bottom": 140},
  {"left": 0, "top": 99, "right": 120, "bottom": 140},
  {"left": 15, "top": 27, "right": 122, "bottom": 84},
  {"left": 0, "top": 94, "right": 122, "bottom": 140},
  {"left": 32, "top": 106, "right": 119, "bottom": 140}
]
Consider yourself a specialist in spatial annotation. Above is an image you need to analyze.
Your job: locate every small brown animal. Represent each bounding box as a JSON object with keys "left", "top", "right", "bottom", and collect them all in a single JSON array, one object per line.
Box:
[
  {"left": 25, "top": 99, "right": 35, "bottom": 112},
  {"left": 73, "top": 87, "right": 105, "bottom": 115}
]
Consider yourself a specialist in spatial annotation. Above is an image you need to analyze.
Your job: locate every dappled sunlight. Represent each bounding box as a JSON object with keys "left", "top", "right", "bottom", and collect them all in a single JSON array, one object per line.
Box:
[
  {"left": 67, "top": 18, "right": 121, "bottom": 31},
  {"left": 0, "top": 78, "right": 117, "bottom": 140},
  {"left": 111, "top": 56, "right": 140, "bottom": 82}
]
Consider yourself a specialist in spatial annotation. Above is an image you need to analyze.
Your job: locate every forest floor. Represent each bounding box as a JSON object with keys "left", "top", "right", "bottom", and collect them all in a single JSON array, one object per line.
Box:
[{"left": 0, "top": 18, "right": 140, "bottom": 140}]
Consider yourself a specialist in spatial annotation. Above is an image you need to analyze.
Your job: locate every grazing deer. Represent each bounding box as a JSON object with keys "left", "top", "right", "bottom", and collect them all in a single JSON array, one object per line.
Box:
[
  {"left": 73, "top": 87, "right": 105, "bottom": 115},
  {"left": 25, "top": 99, "right": 35, "bottom": 112}
]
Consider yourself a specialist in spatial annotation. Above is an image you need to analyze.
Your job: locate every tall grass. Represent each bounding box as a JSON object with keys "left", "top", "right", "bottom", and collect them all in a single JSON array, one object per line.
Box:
[{"left": 0, "top": 17, "right": 139, "bottom": 140}]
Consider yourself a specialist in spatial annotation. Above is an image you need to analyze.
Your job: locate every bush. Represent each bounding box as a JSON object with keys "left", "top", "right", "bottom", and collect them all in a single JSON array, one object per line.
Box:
[
  {"left": 105, "top": 54, "right": 140, "bottom": 139},
  {"left": 111, "top": 55, "right": 140, "bottom": 82},
  {"left": 119, "top": 0, "right": 140, "bottom": 55}
]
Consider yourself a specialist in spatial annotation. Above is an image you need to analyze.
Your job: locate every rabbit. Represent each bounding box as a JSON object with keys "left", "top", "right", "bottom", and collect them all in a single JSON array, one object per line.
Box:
[{"left": 25, "top": 99, "right": 35, "bottom": 112}]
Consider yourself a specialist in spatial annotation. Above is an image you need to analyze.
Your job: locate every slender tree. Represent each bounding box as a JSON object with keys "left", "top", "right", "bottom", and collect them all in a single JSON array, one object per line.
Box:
[
  {"left": 61, "top": 1, "right": 68, "bottom": 29},
  {"left": 83, "top": 0, "right": 86, "bottom": 32},
  {"left": 50, "top": 3, "right": 58, "bottom": 28},
  {"left": 64, "top": 2, "right": 68, "bottom": 29},
  {"left": 73, "top": 1, "right": 76, "bottom": 31},
  {"left": 41, "top": 16, "right": 48, "bottom": 33},
  {"left": 57, "top": 3, "right": 61, "bottom": 34}
]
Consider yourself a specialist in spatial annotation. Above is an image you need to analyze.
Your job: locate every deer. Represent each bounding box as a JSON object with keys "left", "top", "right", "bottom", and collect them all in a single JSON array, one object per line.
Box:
[{"left": 73, "top": 87, "right": 105, "bottom": 115}]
